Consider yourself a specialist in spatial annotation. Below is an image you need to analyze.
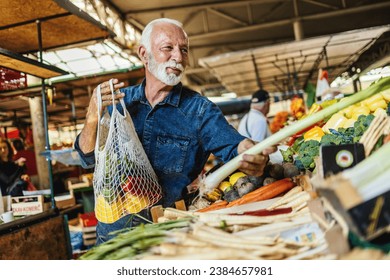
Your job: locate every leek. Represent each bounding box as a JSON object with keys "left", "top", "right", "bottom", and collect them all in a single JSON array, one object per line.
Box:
[
  {"left": 342, "top": 142, "right": 390, "bottom": 200},
  {"left": 203, "top": 77, "right": 390, "bottom": 191}
]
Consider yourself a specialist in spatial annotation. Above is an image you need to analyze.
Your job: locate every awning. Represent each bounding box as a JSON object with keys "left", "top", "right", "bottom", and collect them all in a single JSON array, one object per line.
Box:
[
  {"left": 0, "top": 47, "right": 67, "bottom": 79},
  {"left": 199, "top": 25, "right": 390, "bottom": 97},
  {"left": 0, "top": 0, "right": 114, "bottom": 54},
  {"left": 0, "top": 0, "right": 114, "bottom": 79}
]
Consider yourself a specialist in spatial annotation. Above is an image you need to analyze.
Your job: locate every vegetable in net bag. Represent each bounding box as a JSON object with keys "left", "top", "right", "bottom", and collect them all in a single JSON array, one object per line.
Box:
[{"left": 93, "top": 80, "right": 162, "bottom": 223}]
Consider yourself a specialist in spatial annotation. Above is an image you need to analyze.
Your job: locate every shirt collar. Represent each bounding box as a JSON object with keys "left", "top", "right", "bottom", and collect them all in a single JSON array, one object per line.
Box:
[{"left": 134, "top": 79, "right": 183, "bottom": 107}]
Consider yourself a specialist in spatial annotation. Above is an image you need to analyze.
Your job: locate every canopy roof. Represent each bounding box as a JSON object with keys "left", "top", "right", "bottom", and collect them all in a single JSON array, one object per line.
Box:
[
  {"left": 0, "top": 47, "right": 67, "bottom": 79},
  {"left": 0, "top": 0, "right": 113, "bottom": 54},
  {"left": 0, "top": 0, "right": 114, "bottom": 79},
  {"left": 199, "top": 26, "right": 390, "bottom": 97}
]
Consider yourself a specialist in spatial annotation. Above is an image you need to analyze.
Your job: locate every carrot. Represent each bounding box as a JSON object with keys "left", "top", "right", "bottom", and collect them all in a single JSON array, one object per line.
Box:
[
  {"left": 227, "top": 178, "right": 292, "bottom": 208},
  {"left": 227, "top": 178, "right": 295, "bottom": 208},
  {"left": 196, "top": 200, "right": 228, "bottom": 213}
]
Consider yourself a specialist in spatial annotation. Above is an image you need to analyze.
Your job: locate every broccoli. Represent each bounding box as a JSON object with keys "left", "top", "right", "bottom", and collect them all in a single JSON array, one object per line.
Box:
[
  {"left": 320, "top": 128, "right": 354, "bottom": 146},
  {"left": 295, "top": 140, "right": 320, "bottom": 170},
  {"left": 353, "top": 114, "right": 374, "bottom": 142}
]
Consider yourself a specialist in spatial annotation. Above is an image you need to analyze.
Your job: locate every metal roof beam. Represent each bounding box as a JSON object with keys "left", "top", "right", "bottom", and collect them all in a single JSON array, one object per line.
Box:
[
  {"left": 124, "top": 0, "right": 288, "bottom": 14},
  {"left": 189, "top": 2, "right": 390, "bottom": 41}
]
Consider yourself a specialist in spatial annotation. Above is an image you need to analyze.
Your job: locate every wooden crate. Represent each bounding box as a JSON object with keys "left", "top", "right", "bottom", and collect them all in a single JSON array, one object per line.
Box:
[{"left": 11, "top": 195, "right": 44, "bottom": 216}]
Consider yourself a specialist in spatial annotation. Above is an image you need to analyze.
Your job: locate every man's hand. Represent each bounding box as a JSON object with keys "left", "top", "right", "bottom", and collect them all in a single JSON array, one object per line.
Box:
[
  {"left": 86, "top": 78, "right": 125, "bottom": 123},
  {"left": 79, "top": 78, "right": 125, "bottom": 154},
  {"left": 237, "top": 138, "right": 276, "bottom": 176}
]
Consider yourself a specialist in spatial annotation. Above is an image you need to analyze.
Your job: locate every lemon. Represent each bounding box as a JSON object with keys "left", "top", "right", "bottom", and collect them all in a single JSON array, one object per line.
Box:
[
  {"left": 123, "top": 194, "right": 150, "bottom": 214},
  {"left": 95, "top": 195, "right": 123, "bottom": 224},
  {"left": 229, "top": 172, "right": 246, "bottom": 185},
  {"left": 218, "top": 181, "right": 232, "bottom": 192}
]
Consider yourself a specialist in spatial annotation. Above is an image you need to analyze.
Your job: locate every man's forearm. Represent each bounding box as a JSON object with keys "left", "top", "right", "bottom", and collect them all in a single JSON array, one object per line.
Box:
[{"left": 78, "top": 119, "right": 98, "bottom": 154}]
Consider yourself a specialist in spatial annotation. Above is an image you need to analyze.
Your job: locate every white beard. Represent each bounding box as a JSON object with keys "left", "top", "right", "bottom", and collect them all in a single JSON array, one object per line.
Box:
[{"left": 147, "top": 54, "right": 185, "bottom": 86}]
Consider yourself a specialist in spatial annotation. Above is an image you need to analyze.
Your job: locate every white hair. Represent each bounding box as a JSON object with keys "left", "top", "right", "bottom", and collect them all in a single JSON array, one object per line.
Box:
[{"left": 140, "top": 18, "right": 186, "bottom": 52}]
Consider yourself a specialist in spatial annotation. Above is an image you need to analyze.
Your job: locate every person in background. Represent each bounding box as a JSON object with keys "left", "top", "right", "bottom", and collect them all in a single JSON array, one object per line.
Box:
[
  {"left": 238, "top": 89, "right": 272, "bottom": 142},
  {"left": 12, "top": 138, "right": 39, "bottom": 186},
  {"left": 0, "top": 137, "right": 29, "bottom": 196},
  {"left": 74, "top": 18, "right": 275, "bottom": 244}
]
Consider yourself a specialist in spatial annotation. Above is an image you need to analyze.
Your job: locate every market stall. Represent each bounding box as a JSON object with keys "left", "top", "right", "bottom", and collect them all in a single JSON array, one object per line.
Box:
[{"left": 79, "top": 77, "right": 390, "bottom": 260}]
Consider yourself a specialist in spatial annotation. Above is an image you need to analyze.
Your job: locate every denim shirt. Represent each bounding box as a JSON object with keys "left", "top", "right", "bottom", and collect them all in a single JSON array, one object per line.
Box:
[{"left": 74, "top": 81, "right": 245, "bottom": 207}]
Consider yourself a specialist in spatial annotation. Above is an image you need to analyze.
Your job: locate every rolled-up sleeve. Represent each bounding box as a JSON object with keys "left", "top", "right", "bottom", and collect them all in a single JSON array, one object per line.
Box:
[{"left": 74, "top": 134, "right": 96, "bottom": 169}]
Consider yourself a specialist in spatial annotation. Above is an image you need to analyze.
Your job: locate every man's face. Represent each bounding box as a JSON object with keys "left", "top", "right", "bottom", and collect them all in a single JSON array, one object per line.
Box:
[{"left": 147, "top": 23, "right": 189, "bottom": 86}]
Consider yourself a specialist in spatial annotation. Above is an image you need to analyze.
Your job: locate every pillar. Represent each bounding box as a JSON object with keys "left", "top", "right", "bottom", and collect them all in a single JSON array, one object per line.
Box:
[{"left": 29, "top": 96, "right": 49, "bottom": 189}]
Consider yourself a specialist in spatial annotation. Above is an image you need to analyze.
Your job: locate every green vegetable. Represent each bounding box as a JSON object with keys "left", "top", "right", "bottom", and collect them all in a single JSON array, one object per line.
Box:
[
  {"left": 79, "top": 218, "right": 191, "bottom": 260},
  {"left": 342, "top": 142, "right": 390, "bottom": 200},
  {"left": 353, "top": 114, "right": 375, "bottom": 141},
  {"left": 295, "top": 140, "right": 320, "bottom": 170},
  {"left": 280, "top": 148, "right": 294, "bottom": 163}
]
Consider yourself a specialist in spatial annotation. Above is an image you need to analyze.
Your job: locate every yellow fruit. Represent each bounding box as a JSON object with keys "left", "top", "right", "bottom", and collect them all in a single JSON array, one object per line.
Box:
[
  {"left": 381, "top": 89, "right": 390, "bottom": 102},
  {"left": 229, "top": 172, "right": 246, "bottom": 185},
  {"left": 351, "top": 106, "right": 370, "bottom": 120},
  {"left": 362, "top": 93, "right": 384, "bottom": 107},
  {"left": 123, "top": 193, "right": 149, "bottom": 214},
  {"left": 95, "top": 195, "right": 123, "bottom": 224},
  {"left": 322, "top": 113, "right": 347, "bottom": 133},
  {"left": 341, "top": 105, "right": 355, "bottom": 118},
  {"left": 368, "top": 99, "right": 387, "bottom": 112},
  {"left": 218, "top": 181, "right": 232, "bottom": 192}
]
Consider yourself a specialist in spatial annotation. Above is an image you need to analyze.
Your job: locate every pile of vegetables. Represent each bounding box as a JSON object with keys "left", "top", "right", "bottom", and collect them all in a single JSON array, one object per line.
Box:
[
  {"left": 201, "top": 76, "right": 390, "bottom": 193},
  {"left": 280, "top": 82, "right": 390, "bottom": 172},
  {"left": 198, "top": 173, "right": 297, "bottom": 213}
]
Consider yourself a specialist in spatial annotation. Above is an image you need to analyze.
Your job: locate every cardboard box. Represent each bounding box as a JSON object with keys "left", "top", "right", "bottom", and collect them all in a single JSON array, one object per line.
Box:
[
  {"left": 79, "top": 212, "right": 98, "bottom": 227},
  {"left": 11, "top": 195, "right": 45, "bottom": 216},
  {"left": 348, "top": 190, "right": 390, "bottom": 240},
  {"left": 320, "top": 143, "right": 365, "bottom": 178},
  {"left": 317, "top": 182, "right": 390, "bottom": 241}
]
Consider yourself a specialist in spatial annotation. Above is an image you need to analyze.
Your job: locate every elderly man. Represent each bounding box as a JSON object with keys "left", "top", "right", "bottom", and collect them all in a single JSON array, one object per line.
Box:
[{"left": 74, "top": 18, "right": 274, "bottom": 244}]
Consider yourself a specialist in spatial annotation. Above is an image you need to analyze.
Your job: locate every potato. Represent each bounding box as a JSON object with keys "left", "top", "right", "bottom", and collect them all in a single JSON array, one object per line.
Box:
[{"left": 283, "top": 162, "right": 300, "bottom": 178}]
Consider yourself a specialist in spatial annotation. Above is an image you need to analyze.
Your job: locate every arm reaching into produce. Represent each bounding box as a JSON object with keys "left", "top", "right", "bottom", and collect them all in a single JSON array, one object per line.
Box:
[{"left": 237, "top": 138, "right": 275, "bottom": 176}]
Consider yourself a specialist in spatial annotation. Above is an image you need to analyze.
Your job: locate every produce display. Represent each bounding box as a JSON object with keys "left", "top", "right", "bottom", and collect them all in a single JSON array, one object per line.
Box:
[
  {"left": 80, "top": 77, "right": 390, "bottom": 260},
  {"left": 81, "top": 176, "right": 324, "bottom": 260},
  {"left": 201, "top": 77, "right": 390, "bottom": 193}
]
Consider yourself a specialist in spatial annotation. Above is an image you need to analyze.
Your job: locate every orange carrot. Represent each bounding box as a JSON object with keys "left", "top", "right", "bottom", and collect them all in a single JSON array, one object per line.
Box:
[
  {"left": 227, "top": 179, "right": 295, "bottom": 208},
  {"left": 196, "top": 200, "right": 229, "bottom": 213}
]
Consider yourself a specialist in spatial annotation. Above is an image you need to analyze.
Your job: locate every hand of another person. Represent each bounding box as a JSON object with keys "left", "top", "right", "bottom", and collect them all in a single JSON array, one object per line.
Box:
[
  {"left": 237, "top": 138, "right": 276, "bottom": 176},
  {"left": 15, "top": 157, "right": 26, "bottom": 166},
  {"left": 86, "top": 78, "right": 125, "bottom": 123},
  {"left": 21, "top": 174, "right": 30, "bottom": 181}
]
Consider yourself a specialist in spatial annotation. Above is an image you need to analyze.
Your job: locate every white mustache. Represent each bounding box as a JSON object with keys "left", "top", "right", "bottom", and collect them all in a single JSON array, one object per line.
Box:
[{"left": 165, "top": 61, "right": 185, "bottom": 71}]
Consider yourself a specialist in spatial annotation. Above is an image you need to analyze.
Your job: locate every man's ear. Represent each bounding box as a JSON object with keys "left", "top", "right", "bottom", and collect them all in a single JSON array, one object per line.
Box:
[{"left": 138, "top": 46, "right": 148, "bottom": 63}]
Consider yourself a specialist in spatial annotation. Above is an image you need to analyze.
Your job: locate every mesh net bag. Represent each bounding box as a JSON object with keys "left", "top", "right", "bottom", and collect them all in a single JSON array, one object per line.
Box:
[{"left": 93, "top": 80, "right": 162, "bottom": 224}]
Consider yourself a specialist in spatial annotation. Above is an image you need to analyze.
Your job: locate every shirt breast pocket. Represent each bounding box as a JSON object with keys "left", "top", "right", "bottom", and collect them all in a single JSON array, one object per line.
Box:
[{"left": 155, "top": 134, "right": 190, "bottom": 174}]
